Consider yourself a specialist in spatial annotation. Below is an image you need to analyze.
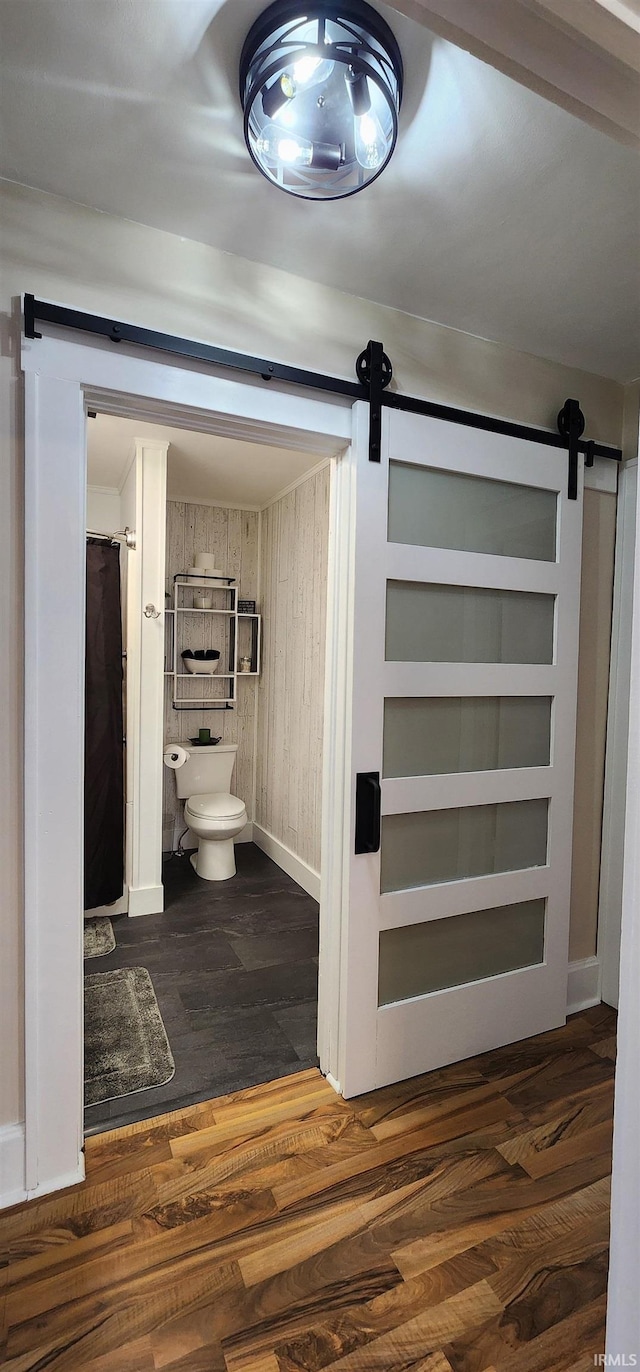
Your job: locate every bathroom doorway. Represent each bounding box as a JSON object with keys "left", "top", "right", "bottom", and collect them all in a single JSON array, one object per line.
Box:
[{"left": 83, "top": 413, "right": 332, "bottom": 1133}]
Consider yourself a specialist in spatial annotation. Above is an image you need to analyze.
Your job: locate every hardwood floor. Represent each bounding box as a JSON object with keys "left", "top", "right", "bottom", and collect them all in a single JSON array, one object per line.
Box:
[{"left": 0, "top": 1006, "right": 616, "bottom": 1371}]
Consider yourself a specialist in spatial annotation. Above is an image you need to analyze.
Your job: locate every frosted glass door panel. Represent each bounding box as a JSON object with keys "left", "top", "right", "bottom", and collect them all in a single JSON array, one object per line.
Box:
[
  {"left": 388, "top": 462, "right": 557, "bottom": 561},
  {"left": 380, "top": 798, "right": 548, "bottom": 892},
  {"left": 386, "top": 581, "right": 555, "bottom": 664},
  {"left": 378, "top": 899, "right": 546, "bottom": 1004},
  {"left": 383, "top": 696, "right": 552, "bottom": 777}
]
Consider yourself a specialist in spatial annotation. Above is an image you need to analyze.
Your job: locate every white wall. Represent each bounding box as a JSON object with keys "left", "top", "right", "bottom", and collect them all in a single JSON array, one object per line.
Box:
[
  {"left": 86, "top": 486, "right": 120, "bottom": 535},
  {"left": 606, "top": 403, "right": 640, "bottom": 1360},
  {"left": 0, "top": 177, "right": 625, "bottom": 1131},
  {"left": 570, "top": 488, "right": 617, "bottom": 960},
  {"left": 255, "top": 465, "right": 331, "bottom": 877}
]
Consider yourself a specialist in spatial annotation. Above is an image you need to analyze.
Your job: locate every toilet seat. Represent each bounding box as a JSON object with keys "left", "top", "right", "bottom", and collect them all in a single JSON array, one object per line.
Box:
[{"left": 185, "top": 792, "right": 245, "bottom": 822}]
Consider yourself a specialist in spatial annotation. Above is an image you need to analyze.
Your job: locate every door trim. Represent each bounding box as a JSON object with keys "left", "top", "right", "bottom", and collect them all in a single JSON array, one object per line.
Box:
[
  {"left": 21, "top": 329, "right": 350, "bottom": 1201},
  {"left": 598, "top": 460, "right": 635, "bottom": 1008}
]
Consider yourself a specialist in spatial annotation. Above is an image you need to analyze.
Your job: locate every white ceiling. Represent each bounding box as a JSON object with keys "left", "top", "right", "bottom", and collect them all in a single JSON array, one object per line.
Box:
[
  {"left": 1, "top": 0, "right": 639, "bottom": 380},
  {"left": 86, "top": 412, "right": 323, "bottom": 507}
]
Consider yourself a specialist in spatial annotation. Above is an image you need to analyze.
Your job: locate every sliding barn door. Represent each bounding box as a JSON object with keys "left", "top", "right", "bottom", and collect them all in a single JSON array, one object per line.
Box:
[{"left": 340, "top": 403, "right": 583, "bottom": 1096}]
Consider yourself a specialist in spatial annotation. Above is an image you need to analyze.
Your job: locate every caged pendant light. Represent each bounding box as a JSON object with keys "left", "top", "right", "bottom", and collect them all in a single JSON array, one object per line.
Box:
[{"left": 239, "top": 0, "right": 403, "bottom": 200}]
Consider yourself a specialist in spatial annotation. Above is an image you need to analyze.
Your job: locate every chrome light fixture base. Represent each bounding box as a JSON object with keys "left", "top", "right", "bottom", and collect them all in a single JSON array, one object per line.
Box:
[{"left": 240, "top": 0, "right": 403, "bottom": 200}]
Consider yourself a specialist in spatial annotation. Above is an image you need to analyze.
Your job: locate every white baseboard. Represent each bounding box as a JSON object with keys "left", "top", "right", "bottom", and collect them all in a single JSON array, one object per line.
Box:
[
  {"left": 0, "top": 1119, "right": 85, "bottom": 1211},
  {"left": 567, "top": 956, "right": 602, "bottom": 1014},
  {"left": 28, "top": 1162, "right": 85, "bottom": 1201},
  {"left": 324, "top": 1071, "right": 343, "bottom": 1097},
  {"left": 0, "top": 1122, "right": 26, "bottom": 1209},
  {"left": 128, "top": 883, "right": 164, "bottom": 917},
  {"left": 252, "top": 824, "right": 321, "bottom": 901}
]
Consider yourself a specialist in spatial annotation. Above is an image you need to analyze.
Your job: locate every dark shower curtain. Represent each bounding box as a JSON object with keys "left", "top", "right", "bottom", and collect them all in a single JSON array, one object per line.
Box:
[{"left": 84, "top": 538, "right": 124, "bottom": 910}]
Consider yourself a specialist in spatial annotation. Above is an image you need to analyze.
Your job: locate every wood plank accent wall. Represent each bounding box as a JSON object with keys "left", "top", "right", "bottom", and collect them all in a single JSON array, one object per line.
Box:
[
  {"left": 163, "top": 501, "right": 259, "bottom": 850},
  {"left": 255, "top": 465, "right": 330, "bottom": 874}
]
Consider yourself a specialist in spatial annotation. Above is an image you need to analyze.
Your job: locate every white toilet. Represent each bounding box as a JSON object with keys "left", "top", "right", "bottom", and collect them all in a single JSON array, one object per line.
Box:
[{"left": 172, "top": 742, "right": 247, "bottom": 881}]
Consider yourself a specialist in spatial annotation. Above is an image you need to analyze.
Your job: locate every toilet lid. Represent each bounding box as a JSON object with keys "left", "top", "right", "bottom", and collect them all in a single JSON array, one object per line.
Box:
[{"left": 185, "top": 792, "right": 245, "bottom": 821}]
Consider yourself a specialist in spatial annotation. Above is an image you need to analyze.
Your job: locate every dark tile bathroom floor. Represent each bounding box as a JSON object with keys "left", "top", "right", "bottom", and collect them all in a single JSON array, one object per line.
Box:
[{"left": 84, "top": 844, "right": 319, "bottom": 1135}]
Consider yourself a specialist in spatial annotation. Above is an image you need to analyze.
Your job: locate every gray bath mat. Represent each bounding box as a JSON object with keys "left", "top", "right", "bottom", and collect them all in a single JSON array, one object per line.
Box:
[
  {"left": 84, "top": 966, "right": 175, "bottom": 1107},
  {"left": 83, "top": 917, "right": 116, "bottom": 959}
]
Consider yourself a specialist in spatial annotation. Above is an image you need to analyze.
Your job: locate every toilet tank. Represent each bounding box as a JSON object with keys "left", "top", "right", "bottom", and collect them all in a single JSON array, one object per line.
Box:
[{"left": 173, "top": 743, "right": 237, "bottom": 799}]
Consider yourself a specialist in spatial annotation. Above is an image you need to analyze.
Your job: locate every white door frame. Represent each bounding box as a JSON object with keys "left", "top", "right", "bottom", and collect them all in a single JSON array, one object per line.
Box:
[
  {"left": 21, "top": 325, "right": 351, "bottom": 1200},
  {"left": 121, "top": 436, "right": 169, "bottom": 919},
  {"left": 598, "top": 459, "right": 636, "bottom": 1008},
  {"left": 606, "top": 445, "right": 640, "bottom": 1359}
]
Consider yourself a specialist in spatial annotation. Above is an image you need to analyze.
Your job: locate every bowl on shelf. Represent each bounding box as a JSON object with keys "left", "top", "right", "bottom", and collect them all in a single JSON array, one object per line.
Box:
[{"left": 181, "top": 649, "right": 221, "bottom": 675}]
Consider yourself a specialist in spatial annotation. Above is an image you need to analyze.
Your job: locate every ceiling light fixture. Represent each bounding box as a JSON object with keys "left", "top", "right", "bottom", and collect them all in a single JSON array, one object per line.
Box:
[{"left": 240, "top": 0, "right": 403, "bottom": 200}]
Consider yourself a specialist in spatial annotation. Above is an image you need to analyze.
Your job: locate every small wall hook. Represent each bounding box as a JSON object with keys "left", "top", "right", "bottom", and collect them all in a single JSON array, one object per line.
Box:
[{"left": 144, "top": 603, "right": 161, "bottom": 619}]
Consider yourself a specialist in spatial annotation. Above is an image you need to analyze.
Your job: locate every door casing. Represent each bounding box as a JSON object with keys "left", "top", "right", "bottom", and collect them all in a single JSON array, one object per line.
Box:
[{"left": 21, "top": 330, "right": 350, "bottom": 1201}]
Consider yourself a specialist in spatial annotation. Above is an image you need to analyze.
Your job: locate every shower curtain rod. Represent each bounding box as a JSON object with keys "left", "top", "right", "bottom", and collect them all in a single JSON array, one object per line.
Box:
[
  {"left": 87, "top": 527, "right": 136, "bottom": 549},
  {"left": 24, "top": 293, "right": 622, "bottom": 500}
]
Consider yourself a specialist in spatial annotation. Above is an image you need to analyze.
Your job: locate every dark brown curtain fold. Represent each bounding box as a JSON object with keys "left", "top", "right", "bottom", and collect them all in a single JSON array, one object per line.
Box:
[{"left": 84, "top": 538, "right": 124, "bottom": 910}]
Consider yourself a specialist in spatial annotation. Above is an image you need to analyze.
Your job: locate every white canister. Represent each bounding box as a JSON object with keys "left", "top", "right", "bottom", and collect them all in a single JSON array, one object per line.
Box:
[{"left": 195, "top": 552, "right": 216, "bottom": 570}]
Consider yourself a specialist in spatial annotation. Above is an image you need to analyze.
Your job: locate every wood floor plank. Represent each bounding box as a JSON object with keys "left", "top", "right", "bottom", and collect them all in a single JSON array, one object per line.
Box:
[
  {"left": 0, "top": 1009, "right": 615, "bottom": 1372},
  {"left": 388, "top": 1168, "right": 610, "bottom": 1279},
  {"left": 230, "top": 1356, "right": 281, "bottom": 1372},
  {"left": 398, "top": 1356, "right": 455, "bottom": 1372},
  {"left": 157, "top": 1343, "right": 227, "bottom": 1371},
  {"left": 81, "top": 1334, "right": 156, "bottom": 1371},
  {"left": 579, "top": 1005, "right": 617, "bottom": 1037},
  {"left": 82, "top": 1139, "right": 174, "bottom": 1186},
  {"left": 268, "top": 1252, "right": 497, "bottom": 1372},
  {"left": 164, "top": 1107, "right": 368, "bottom": 1196},
  {"left": 353, "top": 1064, "right": 487, "bottom": 1131},
  {"left": 460, "top": 1293, "right": 608, "bottom": 1372},
  {"left": 485, "top": 1207, "right": 610, "bottom": 1307},
  {"left": 170, "top": 1079, "right": 342, "bottom": 1162},
  {"left": 2, "top": 1219, "right": 135, "bottom": 1299},
  {"left": 0, "top": 1170, "right": 160, "bottom": 1256},
  {"left": 500, "top": 1051, "right": 615, "bottom": 1114},
  {"left": 299, "top": 1281, "right": 503, "bottom": 1371},
  {"left": 271, "top": 1122, "right": 511, "bottom": 1214},
  {"left": 368, "top": 1084, "right": 521, "bottom": 1142},
  {"left": 496, "top": 1085, "right": 614, "bottom": 1172},
  {"left": 589, "top": 1036, "right": 616, "bottom": 1062},
  {"left": 237, "top": 1197, "right": 375, "bottom": 1288},
  {"left": 510, "top": 1119, "right": 613, "bottom": 1180},
  {"left": 5, "top": 1260, "right": 243, "bottom": 1370}
]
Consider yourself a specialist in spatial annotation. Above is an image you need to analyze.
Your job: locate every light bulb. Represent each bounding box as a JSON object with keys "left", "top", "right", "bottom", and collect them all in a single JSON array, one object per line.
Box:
[
  {"left": 354, "top": 110, "right": 387, "bottom": 170},
  {"left": 278, "top": 136, "right": 313, "bottom": 167},
  {"left": 254, "top": 123, "right": 342, "bottom": 173},
  {"left": 256, "top": 123, "right": 313, "bottom": 168},
  {"left": 280, "top": 53, "right": 334, "bottom": 99},
  {"left": 262, "top": 52, "right": 334, "bottom": 119}
]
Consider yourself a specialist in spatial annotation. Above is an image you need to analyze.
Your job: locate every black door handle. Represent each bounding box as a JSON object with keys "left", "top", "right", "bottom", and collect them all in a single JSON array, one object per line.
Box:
[{"left": 355, "top": 772, "right": 381, "bottom": 854}]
